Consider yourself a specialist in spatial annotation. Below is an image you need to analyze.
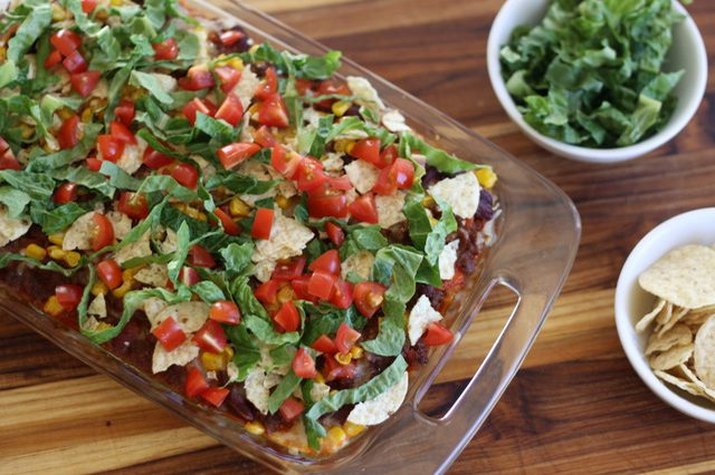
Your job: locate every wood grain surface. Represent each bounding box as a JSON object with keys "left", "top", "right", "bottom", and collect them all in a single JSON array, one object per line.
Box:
[{"left": 2, "top": 0, "right": 714, "bottom": 473}]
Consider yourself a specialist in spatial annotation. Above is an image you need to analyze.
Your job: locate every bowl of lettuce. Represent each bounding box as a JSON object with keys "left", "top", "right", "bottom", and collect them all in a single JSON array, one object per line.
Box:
[{"left": 487, "top": 0, "right": 707, "bottom": 163}]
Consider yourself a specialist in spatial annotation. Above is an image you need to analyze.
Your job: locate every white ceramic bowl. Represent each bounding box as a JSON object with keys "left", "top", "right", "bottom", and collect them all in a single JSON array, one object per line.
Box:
[
  {"left": 487, "top": 0, "right": 709, "bottom": 164},
  {"left": 615, "top": 208, "right": 715, "bottom": 423}
]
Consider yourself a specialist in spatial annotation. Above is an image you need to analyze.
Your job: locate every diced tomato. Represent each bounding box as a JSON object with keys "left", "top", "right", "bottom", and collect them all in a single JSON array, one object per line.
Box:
[
  {"left": 217, "top": 142, "right": 260, "bottom": 169},
  {"left": 255, "top": 279, "right": 280, "bottom": 305},
  {"left": 378, "top": 145, "right": 399, "bottom": 169},
  {"left": 251, "top": 208, "right": 274, "bottom": 240},
  {"left": 70, "top": 71, "right": 101, "bottom": 97},
  {"left": 183, "top": 97, "right": 212, "bottom": 125},
  {"left": 218, "top": 30, "right": 244, "bottom": 46},
  {"left": 143, "top": 146, "right": 174, "bottom": 169},
  {"left": 214, "top": 66, "right": 241, "bottom": 93},
  {"left": 389, "top": 158, "right": 415, "bottom": 190},
  {"left": 117, "top": 191, "right": 149, "bottom": 220},
  {"left": 44, "top": 50, "right": 62, "bottom": 69},
  {"left": 209, "top": 300, "right": 241, "bottom": 325},
  {"left": 271, "top": 146, "right": 301, "bottom": 179},
  {"left": 55, "top": 284, "right": 83, "bottom": 311},
  {"left": 372, "top": 165, "right": 398, "bottom": 196},
  {"left": 62, "top": 50, "right": 88, "bottom": 74},
  {"left": 329, "top": 279, "right": 353, "bottom": 309},
  {"left": 86, "top": 157, "right": 102, "bottom": 172},
  {"left": 57, "top": 115, "right": 80, "bottom": 150},
  {"left": 178, "top": 66, "right": 215, "bottom": 91},
  {"left": 214, "top": 208, "right": 240, "bottom": 236},
  {"left": 306, "top": 185, "right": 348, "bottom": 219},
  {"left": 348, "top": 194, "right": 378, "bottom": 224},
  {"left": 153, "top": 38, "right": 179, "bottom": 61},
  {"left": 97, "top": 259, "right": 122, "bottom": 290},
  {"left": 152, "top": 316, "right": 187, "bottom": 352},
  {"left": 290, "top": 276, "right": 316, "bottom": 302},
  {"left": 189, "top": 245, "right": 216, "bottom": 268},
  {"left": 180, "top": 266, "right": 201, "bottom": 286},
  {"left": 257, "top": 93, "right": 289, "bottom": 128},
  {"left": 349, "top": 138, "right": 381, "bottom": 166},
  {"left": 255, "top": 67, "right": 278, "bottom": 101},
  {"left": 185, "top": 366, "right": 210, "bottom": 398},
  {"left": 50, "top": 29, "right": 81, "bottom": 57},
  {"left": 335, "top": 323, "right": 361, "bottom": 354},
  {"left": 279, "top": 397, "right": 304, "bottom": 422},
  {"left": 271, "top": 256, "right": 306, "bottom": 281},
  {"left": 295, "top": 158, "right": 327, "bottom": 192},
  {"left": 353, "top": 281, "right": 386, "bottom": 318},
  {"left": 201, "top": 387, "right": 230, "bottom": 408},
  {"left": 90, "top": 213, "right": 114, "bottom": 251},
  {"left": 0, "top": 150, "right": 21, "bottom": 170},
  {"left": 315, "top": 78, "right": 351, "bottom": 110},
  {"left": 273, "top": 301, "right": 300, "bottom": 333},
  {"left": 311, "top": 334, "right": 337, "bottom": 354},
  {"left": 215, "top": 94, "right": 244, "bottom": 127},
  {"left": 323, "top": 355, "right": 356, "bottom": 382},
  {"left": 422, "top": 322, "right": 454, "bottom": 346},
  {"left": 108, "top": 121, "right": 136, "bottom": 145},
  {"left": 53, "top": 182, "right": 78, "bottom": 204},
  {"left": 295, "top": 78, "right": 313, "bottom": 96},
  {"left": 254, "top": 126, "right": 277, "bottom": 148},
  {"left": 114, "top": 100, "right": 135, "bottom": 126},
  {"left": 308, "top": 249, "right": 340, "bottom": 275},
  {"left": 97, "top": 134, "right": 125, "bottom": 162},
  {"left": 328, "top": 175, "right": 353, "bottom": 192},
  {"left": 292, "top": 347, "right": 317, "bottom": 379},
  {"left": 308, "top": 271, "right": 337, "bottom": 301},
  {"left": 81, "top": 0, "right": 98, "bottom": 14},
  {"left": 0, "top": 138, "right": 9, "bottom": 155},
  {"left": 169, "top": 162, "right": 199, "bottom": 189},
  {"left": 192, "top": 320, "right": 228, "bottom": 354},
  {"left": 325, "top": 222, "right": 345, "bottom": 247}
]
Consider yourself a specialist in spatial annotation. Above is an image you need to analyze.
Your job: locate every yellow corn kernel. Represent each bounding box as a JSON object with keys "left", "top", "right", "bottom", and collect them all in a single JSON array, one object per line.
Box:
[
  {"left": 0, "top": 46, "right": 7, "bottom": 62},
  {"left": 343, "top": 421, "right": 366, "bottom": 437},
  {"left": 110, "top": 0, "right": 123, "bottom": 5},
  {"left": 276, "top": 284, "right": 296, "bottom": 305},
  {"left": 475, "top": 168, "right": 498, "bottom": 189},
  {"left": 248, "top": 103, "right": 260, "bottom": 116},
  {"left": 63, "top": 251, "right": 82, "bottom": 268},
  {"left": 331, "top": 100, "right": 352, "bottom": 117},
  {"left": 51, "top": 4, "right": 67, "bottom": 21},
  {"left": 92, "top": 281, "right": 109, "bottom": 296},
  {"left": 48, "top": 246, "right": 66, "bottom": 261},
  {"left": 20, "top": 124, "right": 34, "bottom": 140},
  {"left": 314, "top": 372, "right": 325, "bottom": 384},
  {"left": 24, "top": 244, "right": 47, "bottom": 261},
  {"left": 202, "top": 352, "right": 226, "bottom": 371},
  {"left": 422, "top": 196, "right": 435, "bottom": 208},
  {"left": 122, "top": 267, "right": 140, "bottom": 281},
  {"left": 333, "top": 139, "right": 355, "bottom": 154},
  {"left": 349, "top": 346, "right": 363, "bottom": 360},
  {"left": 43, "top": 296, "right": 64, "bottom": 317},
  {"left": 275, "top": 194, "right": 290, "bottom": 210},
  {"left": 57, "top": 108, "right": 74, "bottom": 121},
  {"left": 229, "top": 197, "right": 251, "bottom": 218},
  {"left": 112, "top": 280, "right": 133, "bottom": 298},
  {"left": 245, "top": 421, "right": 265, "bottom": 435},
  {"left": 227, "top": 58, "right": 244, "bottom": 70},
  {"left": 335, "top": 352, "right": 352, "bottom": 365},
  {"left": 326, "top": 426, "right": 347, "bottom": 446},
  {"left": 48, "top": 233, "right": 65, "bottom": 246},
  {"left": 80, "top": 107, "right": 94, "bottom": 123}
]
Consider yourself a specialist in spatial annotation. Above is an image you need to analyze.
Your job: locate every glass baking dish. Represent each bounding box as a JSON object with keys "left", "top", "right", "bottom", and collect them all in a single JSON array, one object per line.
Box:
[{"left": 0, "top": 0, "right": 581, "bottom": 472}]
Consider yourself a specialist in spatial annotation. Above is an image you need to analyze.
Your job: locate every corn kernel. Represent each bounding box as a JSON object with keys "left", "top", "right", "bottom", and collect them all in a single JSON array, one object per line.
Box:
[
  {"left": 227, "top": 58, "right": 244, "bottom": 70},
  {"left": 24, "top": 244, "right": 47, "bottom": 261},
  {"left": 335, "top": 352, "right": 352, "bottom": 365},
  {"left": 110, "top": 0, "right": 123, "bottom": 5},
  {"left": 122, "top": 267, "right": 139, "bottom": 281},
  {"left": 248, "top": 103, "right": 260, "bottom": 115},
  {"left": 51, "top": 4, "right": 67, "bottom": 21},
  {"left": 48, "top": 233, "right": 65, "bottom": 246},
  {"left": 229, "top": 197, "right": 251, "bottom": 218},
  {"left": 48, "top": 246, "right": 66, "bottom": 261},
  {"left": 63, "top": 251, "right": 82, "bottom": 268},
  {"left": 276, "top": 284, "right": 295, "bottom": 305},
  {"left": 331, "top": 100, "right": 352, "bottom": 117},
  {"left": 92, "top": 281, "right": 109, "bottom": 296},
  {"left": 475, "top": 167, "right": 497, "bottom": 189},
  {"left": 315, "top": 372, "right": 326, "bottom": 384},
  {"left": 80, "top": 107, "right": 94, "bottom": 123},
  {"left": 333, "top": 139, "right": 355, "bottom": 154},
  {"left": 0, "top": 46, "right": 7, "bottom": 62},
  {"left": 202, "top": 352, "right": 227, "bottom": 371},
  {"left": 326, "top": 426, "right": 347, "bottom": 446},
  {"left": 112, "top": 280, "right": 134, "bottom": 298},
  {"left": 57, "top": 108, "right": 74, "bottom": 121},
  {"left": 275, "top": 194, "right": 290, "bottom": 210},
  {"left": 343, "top": 421, "right": 366, "bottom": 437},
  {"left": 43, "top": 295, "right": 64, "bottom": 317},
  {"left": 349, "top": 346, "right": 364, "bottom": 360},
  {"left": 422, "top": 196, "right": 435, "bottom": 208},
  {"left": 245, "top": 421, "right": 265, "bottom": 435}
]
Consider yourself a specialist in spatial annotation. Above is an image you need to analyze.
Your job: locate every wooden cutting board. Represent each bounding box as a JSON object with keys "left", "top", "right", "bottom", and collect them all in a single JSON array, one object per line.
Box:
[{"left": 2, "top": 0, "right": 715, "bottom": 473}]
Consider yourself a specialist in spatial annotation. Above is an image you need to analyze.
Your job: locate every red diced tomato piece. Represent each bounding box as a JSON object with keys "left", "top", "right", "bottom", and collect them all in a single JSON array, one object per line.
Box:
[
  {"left": 349, "top": 138, "right": 381, "bottom": 166},
  {"left": 189, "top": 245, "right": 216, "bottom": 268},
  {"left": 322, "top": 355, "right": 356, "bottom": 382},
  {"left": 422, "top": 322, "right": 454, "bottom": 346},
  {"left": 295, "top": 158, "right": 327, "bottom": 192},
  {"left": 153, "top": 38, "right": 179, "bottom": 61},
  {"left": 290, "top": 276, "right": 316, "bottom": 302},
  {"left": 218, "top": 30, "right": 244, "bottom": 46},
  {"left": 251, "top": 208, "right": 274, "bottom": 240},
  {"left": 308, "top": 271, "right": 337, "bottom": 300},
  {"left": 209, "top": 300, "right": 241, "bottom": 325},
  {"left": 62, "top": 50, "right": 88, "bottom": 74},
  {"left": 389, "top": 158, "right": 415, "bottom": 190},
  {"left": 0, "top": 141, "right": 19, "bottom": 170},
  {"left": 57, "top": 115, "right": 80, "bottom": 150},
  {"left": 372, "top": 165, "right": 398, "bottom": 196},
  {"left": 273, "top": 301, "right": 300, "bottom": 333},
  {"left": 271, "top": 256, "right": 306, "bottom": 281},
  {"left": 215, "top": 94, "right": 244, "bottom": 127},
  {"left": 117, "top": 191, "right": 149, "bottom": 220},
  {"left": 53, "top": 182, "right": 78, "bottom": 204},
  {"left": 270, "top": 146, "right": 300, "bottom": 178},
  {"left": 348, "top": 194, "right": 379, "bottom": 224},
  {"left": 329, "top": 280, "right": 353, "bottom": 309},
  {"left": 214, "top": 66, "right": 241, "bottom": 93},
  {"left": 178, "top": 66, "right": 215, "bottom": 91},
  {"left": 307, "top": 185, "right": 348, "bottom": 219},
  {"left": 295, "top": 78, "right": 313, "bottom": 96},
  {"left": 255, "top": 67, "right": 278, "bottom": 101},
  {"left": 217, "top": 142, "right": 260, "bottom": 169},
  {"left": 152, "top": 316, "right": 187, "bottom": 352},
  {"left": 185, "top": 366, "right": 209, "bottom": 398},
  {"left": 86, "top": 157, "right": 102, "bottom": 172},
  {"left": 169, "top": 162, "right": 199, "bottom": 189},
  {"left": 325, "top": 222, "right": 345, "bottom": 247},
  {"left": 328, "top": 175, "right": 353, "bottom": 191},
  {"left": 180, "top": 266, "right": 201, "bottom": 286},
  {"left": 213, "top": 208, "right": 240, "bottom": 236},
  {"left": 378, "top": 145, "right": 399, "bottom": 169},
  {"left": 110, "top": 120, "right": 137, "bottom": 145},
  {"left": 97, "top": 134, "right": 125, "bottom": 162},
  {"left": 183, "top": 98, "right": 212, "bottom": 125},
  {"left": 90, "top": 213, "right": 114, "bottom": 251},
  {"left": 70, "top": 71, "right": 101, "bottom": 97},
  {"left": 192, "top": 320, "right": 228, "bottom": 353},
  {"left": 97, "top": 259, "right": 122, "bottom": 290},
  {"left": 335, "top": 323, "right": 361, "bottom": 354},
  {"left": 143, "top": 146, "right": 174, "bottom": 169},
  {"left": 308, "top": 249, "right": 340, "bottom": 275},
  {"left": 50, "top": 29, "right": 81, "bottom": 57},
  {"left": 353, "top": 281, "right": 386, "bottom": 318},
  {"left": 315, "top": 79, "right": 351, "bottom": 110},
  {"left": 279, "top": 397, "right": 304, "bottom": 421},
  {"left": 257, "top": 93, "right": 289, "bottom": 128},
  {"left": 81, "top": 0, "right": 98, "bottom": 14},
  {"left": 254, "top": 279, "right": 280, "bottom": 306},
  {"left": 44, "top": 50, "right": 62, "bottom": 69},
  {"left": 201, "top": 387, "right": 230, "bottom": 408},
  {"left": 292, "top": 347, "right": 317, "bottom": 379},
  {"left": 114, "top": 100, "right": 135, "bottom": 126},
  {"left": 55, "top": 284, "right": 83, "bottom": 311},
  {"left": 311, "top": 334, "right": 338, "bottom": 355},
  {"left": 254, "top": 126, "right": 277, "bottom": 148}
]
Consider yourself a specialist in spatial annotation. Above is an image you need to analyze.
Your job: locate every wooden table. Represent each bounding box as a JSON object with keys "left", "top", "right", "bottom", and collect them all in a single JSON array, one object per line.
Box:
[{"left": 2, "top": 0, "right": 714, "bottom": 473}]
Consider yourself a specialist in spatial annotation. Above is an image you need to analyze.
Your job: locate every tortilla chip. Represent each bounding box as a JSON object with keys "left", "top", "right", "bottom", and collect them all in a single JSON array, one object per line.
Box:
[
  {"left": 639, "top": 245, "right": 715, "bottom": 309},
  {"left": 649, "top": 344, "right": 693, "bottom": 371},
  {"left": 678, "top": 364, "right": 715, "bottom": 402},
  {"left": 694, "top": 315, "right": 715, "bottom": 389},
  {"left": 645, "top": 324, "right": 692, "bottom": 355},
  {"left": 636, "top": 298, "right": 666, "bottom": 333},
  {"left": 658, "top": 306, "right": 691, "bottom": 336},
  {"left": 654, "top": 370, "right": 705, "bottom": 398}
]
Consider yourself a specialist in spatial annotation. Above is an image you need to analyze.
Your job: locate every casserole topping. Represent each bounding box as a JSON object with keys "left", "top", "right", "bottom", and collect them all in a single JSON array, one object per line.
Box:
[{"left": 0, "top": 0, "right": 498, "bottom": 456}]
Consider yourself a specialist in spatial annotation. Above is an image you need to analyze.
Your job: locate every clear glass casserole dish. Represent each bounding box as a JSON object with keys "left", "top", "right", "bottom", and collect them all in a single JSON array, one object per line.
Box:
[{"left": 0, "top": 0, "right": 581, "bottom": 472}]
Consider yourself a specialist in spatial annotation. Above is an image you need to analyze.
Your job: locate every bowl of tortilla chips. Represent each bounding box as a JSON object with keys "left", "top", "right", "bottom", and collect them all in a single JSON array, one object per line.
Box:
[{"left": 616, "top": 208, "right": 715, "bottom": 422}]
